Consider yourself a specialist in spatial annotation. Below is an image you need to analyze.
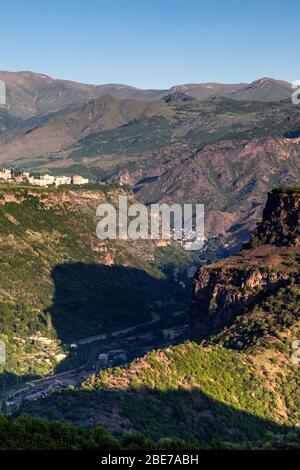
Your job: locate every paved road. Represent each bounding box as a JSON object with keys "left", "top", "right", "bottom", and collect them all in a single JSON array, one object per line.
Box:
[
  {"left": 4, "top": 311, "right": 161, "bottom": 402},
  {"left": 78, "top": 311, "right": 160, "bottom": 345}
]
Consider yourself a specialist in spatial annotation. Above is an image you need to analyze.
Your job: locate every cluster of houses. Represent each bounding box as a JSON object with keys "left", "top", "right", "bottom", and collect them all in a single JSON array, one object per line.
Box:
[{"left": 0, "top": 168, "right": 90, "bottom": 187}]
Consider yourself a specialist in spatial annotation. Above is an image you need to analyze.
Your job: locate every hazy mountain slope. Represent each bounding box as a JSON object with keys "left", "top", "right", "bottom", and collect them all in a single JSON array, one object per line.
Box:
[
  {"left": 93, "top": 84, "right": 167, "bottom": 101},
  {"left": 0, "top": 71, "right": 96, "bottom": 118},
  {"left": 3, "top": 94, "right": 299, "bottom": 172},
  {"left": 231, "top": 78, "right": 292, "bottom": 102},
  {"left": 0, "top": 71, "right": 291, "bottom": 121},
  {"left": 168, "top": 77, "right": 292, "bottom": 102},
  {"left": 1, "top": 96, "right": 299, "bottom": 252},
  {"left": 0, "top": 71, "right": 166, "bottom": 119},
  {"left": 0, "top": 95, "right": 170, "bottom": 161},
  {"left": 0, "top": 109, "right": 23, "bottom": 134},
  {"left": 169, "top": 82, "right": 246, "bottom": 99},
  {"left": 20, "top": 188, "right": 300, "bottom": 444}
]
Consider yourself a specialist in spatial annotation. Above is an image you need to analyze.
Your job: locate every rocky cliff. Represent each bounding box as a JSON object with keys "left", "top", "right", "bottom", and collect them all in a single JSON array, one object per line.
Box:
[
  {"left": 189, "top": 188, "right": 300, "bottom": 340},
  {"left": 250, "top": 187, "right": 300, "bottom": 247}
]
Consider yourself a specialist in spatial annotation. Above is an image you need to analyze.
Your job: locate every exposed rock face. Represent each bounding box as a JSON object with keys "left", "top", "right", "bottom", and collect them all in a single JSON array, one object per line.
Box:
[
  {"left": 164, "top": 91, "right": 195, "bottom": 103},
  {"left": 189, "top": 260, "right": 293, "bottom": 337},
  {"left": 132, "top": 137, "right": 300, "bottom": 247},
  {"left": 189, "top": 188, "right": 300, "bottom": 338},
  {"left": 251, "top": 188, "right": 300, "bottom": 246}
]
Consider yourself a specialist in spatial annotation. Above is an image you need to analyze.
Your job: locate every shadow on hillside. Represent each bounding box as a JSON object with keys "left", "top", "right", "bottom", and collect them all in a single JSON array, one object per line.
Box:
[
  {"left": 6, "top": 263, "right": 300, "bottom": 446},
  {"left": 0, "top": 371, "right": 40, "bottom": 391},
  {"left": 0, "top": 261, "right": 189, "bottom": 392},
  {"left": 47, "top": 263, "right": 183, "bottom": 344},
  {"left": 19, "top": 385, "right": 299, "bottom": 445}
]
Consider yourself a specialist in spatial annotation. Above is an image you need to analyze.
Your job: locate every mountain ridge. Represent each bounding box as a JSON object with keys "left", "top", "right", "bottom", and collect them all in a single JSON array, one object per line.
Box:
[
  {"left": 1, "top": 92, "right": 300, "bottom": 255},
  {"left": 0, "top": 71, "right": 292, "bottom": 119}
]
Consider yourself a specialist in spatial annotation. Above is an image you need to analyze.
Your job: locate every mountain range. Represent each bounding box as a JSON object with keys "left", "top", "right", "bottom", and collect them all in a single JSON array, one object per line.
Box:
[
  {"left": 0, "top": 71, "right": 299, "bottom": 451},
  {"left": 0, "top": 71, "right": 292, "bottom": 119},
  {"left": 0, "top": 72, "right": 298, "bottom": 255}
]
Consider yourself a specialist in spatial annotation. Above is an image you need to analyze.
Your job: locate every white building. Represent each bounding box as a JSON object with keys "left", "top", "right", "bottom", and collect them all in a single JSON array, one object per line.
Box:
[
  {"left": 2, "top": 170, "right": 88, "bottom": 188},
  {"left": 40, "top": 174, "right": 55, "bottom": 185},
  {"left": 28, "top": 176, "right": 49, "bottom": 187},
  {"left": 0, "top": 168, "right": 12, "bottom": 180},
  {"left": 54, "top": 176, "right": 72, "bottom": 187},
  {"left": 72, "top": 175, "right": 89, "bottom": 185}
]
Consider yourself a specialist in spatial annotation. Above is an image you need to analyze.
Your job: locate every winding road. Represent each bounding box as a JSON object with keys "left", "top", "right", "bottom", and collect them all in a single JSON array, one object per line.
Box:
[
  {"left": 77, "top": 311, "right": 160, "bottom": 345},
  {"left": 3, "top": 311, "right": 161, "bottom": 405}
]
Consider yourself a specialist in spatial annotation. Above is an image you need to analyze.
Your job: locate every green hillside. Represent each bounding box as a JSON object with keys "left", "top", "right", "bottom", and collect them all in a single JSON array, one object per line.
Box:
[
  {"left": 1, "top": 413, "right": 299, "bottom": 450},
  {"left": 20, "top": 190, "right": 300, "bottom": 446},
  {"left": 71, "top": 116, "right": 172, "bottom": 161},
  {"left": 21, "top": 337, "right": 300, "bottom": 444},
  {"left": 0, "top": 185, "right": 195, "bottom": 383},
  {"left": 21, "top": 257, "right": 300, "bottom": 443}
]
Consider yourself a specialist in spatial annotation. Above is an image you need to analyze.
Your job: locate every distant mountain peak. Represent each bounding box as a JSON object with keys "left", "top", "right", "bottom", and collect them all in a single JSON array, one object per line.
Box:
[
  {"left": 230, "top": 77, "right": 292, "bottom": 102},
  {"left": 244, "top": 77, "right": 290, "bottom": 90}
]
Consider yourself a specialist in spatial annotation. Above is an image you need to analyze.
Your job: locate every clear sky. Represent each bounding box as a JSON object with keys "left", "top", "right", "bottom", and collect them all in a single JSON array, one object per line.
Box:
[{"left": 1, "top": 0, "right": 299, "bottom": 88}]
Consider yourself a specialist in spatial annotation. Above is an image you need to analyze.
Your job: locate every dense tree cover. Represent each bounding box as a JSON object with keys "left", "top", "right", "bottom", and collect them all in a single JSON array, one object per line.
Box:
[
  {"left": 21, "top": 338, "right": 300, "bottom": 443},
  {"left": 0, "top": 414, "right": 299, "bottom": 450},
  {"left": 209, "top": 284, "right": 300, "bottom": 350}
]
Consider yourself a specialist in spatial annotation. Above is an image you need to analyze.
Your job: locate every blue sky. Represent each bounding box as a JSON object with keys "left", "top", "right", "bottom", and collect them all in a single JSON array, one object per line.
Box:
[{"left": 1, "top": 0, "right": 299, "bottom": 88}]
